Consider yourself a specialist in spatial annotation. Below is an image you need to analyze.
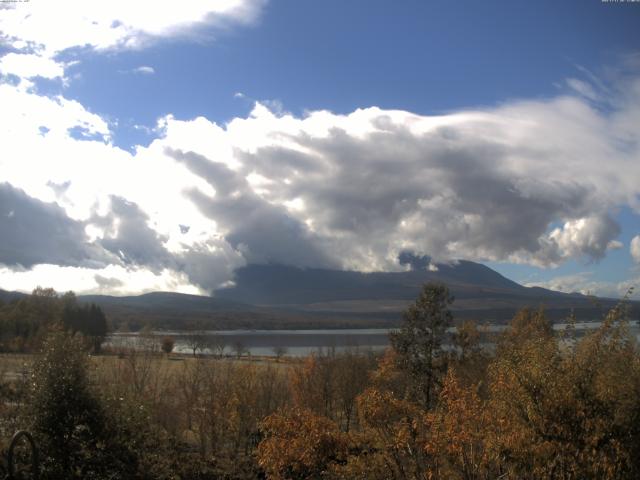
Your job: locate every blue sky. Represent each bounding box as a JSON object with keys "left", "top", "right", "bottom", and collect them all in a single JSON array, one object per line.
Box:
[
  {"left": 0, "top": 0, "right": 639, "bottom": 297},
  {"left": 66, "top": 0, "right": 639, "bottom": 145}
]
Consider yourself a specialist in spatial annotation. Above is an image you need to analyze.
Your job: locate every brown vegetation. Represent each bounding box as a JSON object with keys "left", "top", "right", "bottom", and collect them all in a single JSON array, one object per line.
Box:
[{"left": 0, "top": 284, "right": 638, "bottom": 479}]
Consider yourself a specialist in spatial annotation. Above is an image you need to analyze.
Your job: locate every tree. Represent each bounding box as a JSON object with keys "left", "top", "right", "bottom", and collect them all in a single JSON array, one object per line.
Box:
[
  {"left": 29, "top": 327, "right": 112, "bottom": 478},
  {"left": 185, "top": 322, "right": 207, "bottom": 357},
  {"left": 272, "top": 345, "right": 288, "bottom": 361},
  {"left": 430, "top": 369, "right": 492, "bottom": 479},
  {"left": 257, "top": 408, "right": 349, "bottom": 480},
  {"left": 354, "top": 387, "right": 434, "bottom": 479},
  {"left": 451, "top": 320, "right": 482, "bottom": 361},
  {"left": 86, "top": 303, "right": 108, "bottom": 353},
  {"left": 389, "top": 282, "right": 453, "bottom": 408},
  {"left": 61, "top": 299, "right": 108, "bottom": 354},
  {"left": 209, "top": 333, "right": 227, "bottom": 358},
  {"left": 161, "top": 336, "right": 175, "bottom": 355},
  {"left": 486, "top": 304, "right": 640, "bottom": 478},
  {"left": 233, "top": 340, "right": 247, "bottom": 359}
]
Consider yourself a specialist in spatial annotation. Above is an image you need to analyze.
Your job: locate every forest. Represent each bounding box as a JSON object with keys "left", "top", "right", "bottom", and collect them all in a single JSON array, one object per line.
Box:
[{"left": 0, "top": 284, "right": 638, "bottom": 479}]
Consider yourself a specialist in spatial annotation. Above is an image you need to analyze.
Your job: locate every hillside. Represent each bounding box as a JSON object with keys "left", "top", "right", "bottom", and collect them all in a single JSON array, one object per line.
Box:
[
  {"left": 1, "top": 261, "right": 636, "bottom": 329},
  {"left": 214, "top": 262, "right": 538, "bottom": 305},
  {"left": 207, "top": 263, "right": 635, "bottom": 325}
]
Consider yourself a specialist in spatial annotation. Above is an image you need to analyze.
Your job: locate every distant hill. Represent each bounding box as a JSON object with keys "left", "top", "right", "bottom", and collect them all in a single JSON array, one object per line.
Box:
[
  {"left": 81, "top": 291, "right": 254, "bottom": 314},
  {"left": 0, "top": 289, "right": 26, "bottom": 303},
  {"left": 1, "top": 261, "right": 636, "bottom": 329}
]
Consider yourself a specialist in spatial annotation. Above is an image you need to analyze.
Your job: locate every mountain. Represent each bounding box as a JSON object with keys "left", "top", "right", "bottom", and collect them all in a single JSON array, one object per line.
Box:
[
  {"left": 213, "top": 262, "right": 530, "bottom": 305},
  {"left": 212, "top": 263, "right": 632, "bottom": 324},
  {"left": 1, "top": 261, "right": 636, "bottom": 329}
]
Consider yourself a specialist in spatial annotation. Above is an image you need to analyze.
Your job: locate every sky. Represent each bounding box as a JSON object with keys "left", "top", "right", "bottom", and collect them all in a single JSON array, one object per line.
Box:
[{"left": 0, "top": 0, "right": 639, "bottom": 298}]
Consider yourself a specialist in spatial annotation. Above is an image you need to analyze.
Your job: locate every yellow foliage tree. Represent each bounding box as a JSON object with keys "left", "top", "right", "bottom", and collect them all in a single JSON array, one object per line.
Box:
[{"left": 487, "top": 305, "right": 640, "bottom": 478}]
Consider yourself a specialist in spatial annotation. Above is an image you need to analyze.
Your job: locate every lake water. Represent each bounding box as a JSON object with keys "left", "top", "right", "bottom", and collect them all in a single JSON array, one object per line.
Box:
[
  {"left": 107, "top": 321, "right": 640, "bottom": 357},
  {"left": 108, "top": 328, "right": 391, "bottom": 357}
]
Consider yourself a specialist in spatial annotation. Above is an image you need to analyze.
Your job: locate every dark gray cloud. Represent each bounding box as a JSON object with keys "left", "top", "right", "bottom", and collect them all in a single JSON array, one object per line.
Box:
[
  {"left": 96, "top": 196, "right": 172, "bottom": 271},
  {"left": 91, "top": 193, "right": 246, "bottom": 292},
  {"left": 174, "top": 240, "right": 244, "bottom": 292},
  {"left": 0, "top": 182, "right": 104, "bottom": 268},
  {"left": 398, "top": 251, "right": 431, "bottom": 271},
  {"left": 94, "top": 274, "right": 124, "bottom": 288},
  {"left": 233, "top": 123, "right": 618, "bottom": 268},
  {"left": 168, "top": 148, "right": 336, "bottom": 269}
]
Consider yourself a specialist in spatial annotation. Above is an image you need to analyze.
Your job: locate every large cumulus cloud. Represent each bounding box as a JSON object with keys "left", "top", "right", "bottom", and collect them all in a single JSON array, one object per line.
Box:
[
  {"left": 168, "top": 148, "right": 336, "bottom": 269},
  {"left": 147, "top": 80, "right": 638, "bottom": 275},
  {"left": 1, "top": 59, "right": 640, "bottom": 294}
]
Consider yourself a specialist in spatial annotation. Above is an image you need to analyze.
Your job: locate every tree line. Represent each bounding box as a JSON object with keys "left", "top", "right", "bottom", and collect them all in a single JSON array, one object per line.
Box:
[{"left": 0, "top": 287, "right": 108, "bottom": 353}]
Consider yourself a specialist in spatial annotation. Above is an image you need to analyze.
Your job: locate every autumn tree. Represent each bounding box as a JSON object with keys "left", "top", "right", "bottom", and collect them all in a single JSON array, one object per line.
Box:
[
  {"left": 258, "top": 408, "right": 349, "bottom": 480},
  {"left": 429, "top": 369, "right": 493, "bottom": 479},
  {"left": 352, "top": 387, "right": 434, "bottom": 479},
  {"left": 390, "top": 282, "right": 453, "bottom": 408},
  {"left": 451, "top": 320, "right": 482, "bottom": 361},
  {"left": 290, "top": 353, "right": 337, "bottom": 420},
  {"left": 486, "top": 305, "right": 640, "bottom": 478},
  {"left": 451, "top": 320, "right": 489, "bottom": 387},
  {"left": 161, "top": 336, "right": 175, "bottom": 355},
  {"left": 290, "top": 349, "right": 376, "bottom": 432}
]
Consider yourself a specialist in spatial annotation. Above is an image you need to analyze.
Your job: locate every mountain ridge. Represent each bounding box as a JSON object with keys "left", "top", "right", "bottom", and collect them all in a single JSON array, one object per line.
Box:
[
  {"left": 212, "top": 262, "right": 579, "bottom": 305},
  {"left": 0, "top": 261, "right": 634, "bottom": 329}
]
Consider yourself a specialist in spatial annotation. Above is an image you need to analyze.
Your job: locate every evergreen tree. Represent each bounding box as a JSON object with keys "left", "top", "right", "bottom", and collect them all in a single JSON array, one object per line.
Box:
[
  {"left": 389, "top": 282, "right": 453, "bottom": 408},
  {"left": 29, "top": 327, "right": 136, "bottom": 478},
  {"left": 30, "top": 327, "right": 106, "bottom": 478},
  {"left": 87, "top": 303, "right": 108, "bottom": 354}
]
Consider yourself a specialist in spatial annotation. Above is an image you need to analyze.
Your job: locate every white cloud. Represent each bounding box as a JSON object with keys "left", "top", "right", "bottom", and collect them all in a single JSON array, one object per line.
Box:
[
  {"left": 0, "top": 1, "right": 266, "bottom": 83},
  {"left": 132, "top": 66, "right": 155, "bottom": 75},
  {"left": 566, "top": 78, "right": 601, "bottom": 102},
  {"left": 631, "top": 235, "right": 640, "bottom": 263},
  {"left": 0, "top": 62, "right": 639, "bottom": 294},
  {"left": 0, "top": 53, "right": 65, "bottom": 80},
  {"left": 547, "top": 215, "right": 621, "bottom": 263},
  {"left": 524, "top": 272, "right": 639, "bottom": 300},
  {"left": 0, "top": 264, "right": 204, "bottom": 296},
  {"left": 0, "top": 0, "right": 266, "bottom": 54}
]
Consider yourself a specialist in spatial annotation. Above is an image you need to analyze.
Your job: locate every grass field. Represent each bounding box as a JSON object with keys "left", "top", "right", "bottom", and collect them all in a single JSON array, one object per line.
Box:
[{"left": 0, "top": 349, "right": 295, "bottom": 386}]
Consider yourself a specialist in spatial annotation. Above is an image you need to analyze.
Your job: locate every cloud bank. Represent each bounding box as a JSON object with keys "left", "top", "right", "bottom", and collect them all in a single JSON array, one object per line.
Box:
[
  {"left": 524, "top": 272, "right": 639, "bottom": 300},
  {"left": 1, "top": 54, "right": 639, "bottom": 294}
]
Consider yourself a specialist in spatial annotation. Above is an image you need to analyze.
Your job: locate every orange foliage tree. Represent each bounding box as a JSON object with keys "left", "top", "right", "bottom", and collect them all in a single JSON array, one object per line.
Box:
[{"left": 257, "top": 408, "right": 349, "bottom": 480}]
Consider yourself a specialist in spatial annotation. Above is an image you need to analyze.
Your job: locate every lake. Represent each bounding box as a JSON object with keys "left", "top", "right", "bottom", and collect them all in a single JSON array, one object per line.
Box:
[{"left": 106, "top": 320, "right": 640, "bottom": 357}]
